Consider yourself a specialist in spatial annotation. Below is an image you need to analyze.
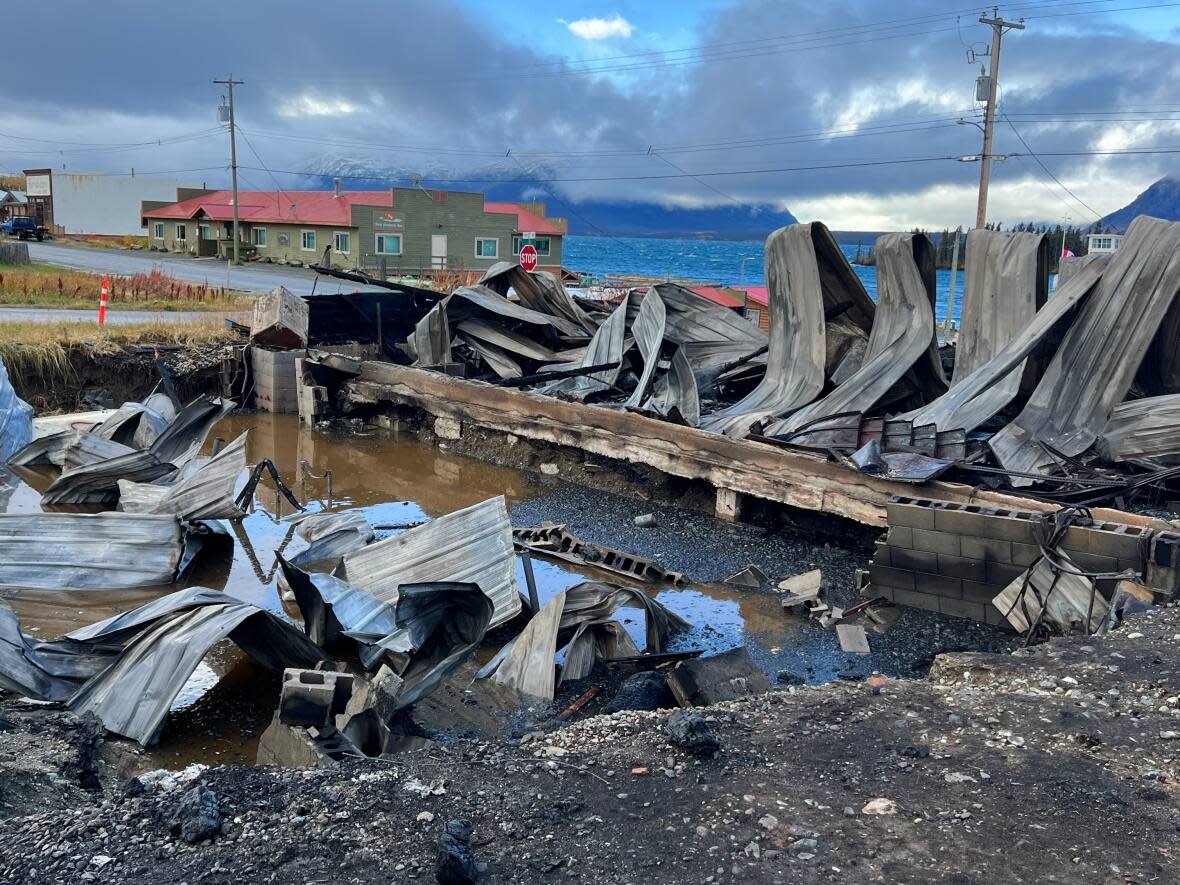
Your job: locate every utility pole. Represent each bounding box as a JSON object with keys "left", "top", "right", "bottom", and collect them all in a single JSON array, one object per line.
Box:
[
  {"left": 213, "top": 77, "right": 244, "bottom": 264},
  {"left": 973, "top": 10, "right": 1024, "bottom": 229}
]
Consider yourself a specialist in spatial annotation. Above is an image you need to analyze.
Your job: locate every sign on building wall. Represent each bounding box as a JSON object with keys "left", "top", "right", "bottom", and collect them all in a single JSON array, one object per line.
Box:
[
  {"left": 25, "top": 174, "right": 51, "bottom": 197},
  {"left": 374, "top": 210, "right": 403, "bottom": 229}
]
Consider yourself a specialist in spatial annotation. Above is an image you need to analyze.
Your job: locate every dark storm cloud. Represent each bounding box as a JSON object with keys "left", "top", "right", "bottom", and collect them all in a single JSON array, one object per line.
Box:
[{"left": 2, "top": 0, "right": 1177, "bottom": 224}]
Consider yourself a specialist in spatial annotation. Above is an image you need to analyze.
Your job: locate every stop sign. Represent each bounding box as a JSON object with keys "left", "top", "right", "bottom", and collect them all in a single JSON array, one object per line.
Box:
[{"left": 519, "top": 244, "right": 539, "bottom": 272}]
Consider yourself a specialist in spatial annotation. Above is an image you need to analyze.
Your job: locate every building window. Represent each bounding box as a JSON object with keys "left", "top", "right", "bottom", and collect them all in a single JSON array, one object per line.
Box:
[
  {"left": 475, "top": 237, "right": 498, "bottom": 258},
  {"left": 175, "top": 223, "right": 187, "bottom": 242},
  {"left": 253, "top": 227, "right": 267, "bottom": 247},
  {"left": 198, "top": 224, "right": 211, "bottom": 240},
  {"left": 512, "top": 235, "right": 551, "bottom": 256},
  {"left": 334, "top": 231, "right": 351, "bottom": 254},
  {"left": 745, "top": 308, "right": 762, "bottom": 326},
  {"left": 375, "top": 234, "right": 402, "bottom": 255},
  {"left": 301, "top": 230, "right": 316, "bottom": 251},
  {"left": 153, "top": 223, "right": 164, "bottom": 239}
]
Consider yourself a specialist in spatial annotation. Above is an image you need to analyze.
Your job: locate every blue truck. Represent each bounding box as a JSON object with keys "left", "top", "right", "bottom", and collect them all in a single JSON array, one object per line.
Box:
[{"left": 1, "top": 216, "right": 47, "bottom": 241}]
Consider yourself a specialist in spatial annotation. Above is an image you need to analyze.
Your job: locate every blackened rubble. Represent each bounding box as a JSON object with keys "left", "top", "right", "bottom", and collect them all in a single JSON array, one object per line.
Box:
[{"left": 1, "top": 601, "right": 1177, "bottom": 884}]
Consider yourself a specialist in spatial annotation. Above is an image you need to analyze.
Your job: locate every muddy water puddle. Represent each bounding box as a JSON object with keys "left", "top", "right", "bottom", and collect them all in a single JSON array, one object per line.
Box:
[{"left": 0, "top": 413, "right": 817, "bottom": 768}]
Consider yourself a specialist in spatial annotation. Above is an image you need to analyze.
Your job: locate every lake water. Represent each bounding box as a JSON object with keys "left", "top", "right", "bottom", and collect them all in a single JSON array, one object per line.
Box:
[{"left": 564, "top": 233, "right": 969, "bottom": 325}]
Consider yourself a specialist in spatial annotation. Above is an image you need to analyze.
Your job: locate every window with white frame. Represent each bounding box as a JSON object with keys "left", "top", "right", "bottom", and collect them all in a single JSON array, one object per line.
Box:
[
  {"left": 301, "top": 230, "right": 316, "bottom": 251},
  {"left": 252, "top": 227, "right": 267, "bottom": 247},
  {"left": 153, "top": 223, "right": 164, "bottom": 239},
  {"left": 512, "top": 235, "right": 551, "bottom": 256},
  {"left": 198, "top": 224, "right": 211, "bottom": 240},
  {"left": 375, "top": 234, "right": 402, "bottom": 255},
  {"left": 334, "top": 231, "right": 351, "bottom": 254},
  {"left": 745, "top": 308, "right": 762, "bottom": 326},
  {"left": 475, "top": 237, "right": 498, "bottom": 258},
  {"left": 175, "top": 224, "right": 187, "bottom": 241}
]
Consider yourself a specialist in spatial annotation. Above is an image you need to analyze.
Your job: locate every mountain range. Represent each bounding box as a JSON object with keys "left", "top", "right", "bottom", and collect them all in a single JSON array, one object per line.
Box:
[
  {"left": 1101, "top": 175, "right": 1180, "bottom": 231},
  {"left": 306, "top": 164, "right": 797, "bottom": 240}
]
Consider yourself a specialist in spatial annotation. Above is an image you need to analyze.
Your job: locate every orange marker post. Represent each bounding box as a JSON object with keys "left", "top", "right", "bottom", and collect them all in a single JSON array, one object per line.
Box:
[{"left": 98, "top": 276, "right": 109, "bottom": 326}]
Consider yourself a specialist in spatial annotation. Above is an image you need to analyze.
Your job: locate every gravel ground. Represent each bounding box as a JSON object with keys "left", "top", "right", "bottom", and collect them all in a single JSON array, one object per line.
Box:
[
  {"left": 1, "top": 603, "right": 1176, "bottom": 884},
  {"left": 511, "top": 479, "right": 1013, "bottom": 683}
]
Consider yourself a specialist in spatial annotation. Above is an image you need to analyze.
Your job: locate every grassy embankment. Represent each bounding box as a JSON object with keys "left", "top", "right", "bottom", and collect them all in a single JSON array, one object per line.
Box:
[
  {"left": 0, "top": 317, "right": 235, "bottom": 382},
  {"left": 0, "top": 263, "right": 252, "bottom": 312}
]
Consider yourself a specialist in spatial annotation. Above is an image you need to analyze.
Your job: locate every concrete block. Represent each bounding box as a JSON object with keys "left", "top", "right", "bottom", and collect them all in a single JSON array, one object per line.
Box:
[
  {"left": 893, "top": 587, "right": 941, "bottom": 612},
  {"left": 433, "top": 415, "right": 462, "bottom": 440},
  {"left": 891, "top": 547, "right": 938, "bottom": 574},
  {"left": 667, "top": 646, "right": 771, "bottom": 707},
  {"left": 886, "top": 525, "right": 913, "bottom": 549},
  {"left": 961, "top": 536, "right": 1012, "bottom": 563},
  {"left": 873, "top": 541, "right": 891, "bottom": 568},
  {"left": 869, "top": 563, "right": 915, "bottom": 592},
  {"left": 963, "top": 579, "right": 1003, "bottom": 605},
  {"left": 932, "top": 504, "right": 989, "bottom": 537},
  {"left": 938, "top": 553, "right": 987, "bottom": 582},
  {"left": 1009, "top": 541, "right": 1042, "bottom": 568},
  {"left": 986, "top": 561, "right": 1026, "bottom": 587},
  {"left": 279, "top": 669, "right": 354, "bottom": 727},
  {"left": 911, "top": 528, "right": 960, "bottom": 556},
  {"left": 913, "top": 572, "right": 963, "bottom": 598},
  {"left": 938, "top": 596, "right": 987, "bottom": 622},
  {"left": 1067, "top": 551, "right": 1119, "bottom": 575},
  {"left": 971, "top": 509, "right": 1039, "bottom": 544},
  {"left": 886, "top": 497, "right": 936, "bottom": 530},
  {"left": 1064, "top": 523, "right": 1149, "bottom": 562}
]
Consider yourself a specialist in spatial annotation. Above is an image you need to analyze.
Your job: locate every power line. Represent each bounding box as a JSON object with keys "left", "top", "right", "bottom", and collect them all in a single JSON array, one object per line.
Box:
[{"left": 1002, "top": 113, "right": 1104, "bottom": 219}]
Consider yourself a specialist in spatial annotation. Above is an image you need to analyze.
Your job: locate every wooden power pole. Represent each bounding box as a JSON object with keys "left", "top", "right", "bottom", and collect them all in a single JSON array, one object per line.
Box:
[
  {"left": 213, "top": 77, "right": 244, "bottom": 264},
  {"left": 974, "top": 11, "right": 1024, "bottom": 229}
]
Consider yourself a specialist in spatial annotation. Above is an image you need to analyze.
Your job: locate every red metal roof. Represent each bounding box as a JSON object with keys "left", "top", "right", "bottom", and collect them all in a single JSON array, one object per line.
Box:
[
  {"left": 737, "top": 285, "right": 768, "bottom": 306},
  {"left": 143, "top": 190, "right": 392, "bottom": 226},
  {"left": 483, "top": 202, "right": 565, "bottom": 236},
  {"left": 689, "top": 286, "right": 745, "bottom": 309}
]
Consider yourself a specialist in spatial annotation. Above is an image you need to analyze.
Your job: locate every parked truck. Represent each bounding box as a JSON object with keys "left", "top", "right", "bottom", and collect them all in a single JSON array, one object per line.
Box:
[{"left": 1, "top": 217, "right": 47, "bottom": 241}]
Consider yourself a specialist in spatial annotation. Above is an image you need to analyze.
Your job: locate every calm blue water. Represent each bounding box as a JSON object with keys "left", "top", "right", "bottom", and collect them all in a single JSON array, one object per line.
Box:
[{"left": 564, "top": 234, "right": 968, "bottom": 325}]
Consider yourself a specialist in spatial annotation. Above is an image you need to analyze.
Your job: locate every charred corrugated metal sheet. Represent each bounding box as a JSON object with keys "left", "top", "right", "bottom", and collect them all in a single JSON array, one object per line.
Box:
[
  {"left": 901, "top": 254, "right": 1106, "bottom": 434},
  {"left": 954, "top": 230, "right": 1048, "bottom": 387},
  {"left": 541, "top": 292, "right": 631, "bottom": 399},
  {"left": 286, "top": 509, "right": 375, "bottom": 568},
  {"left": 622, "top": 288, "right": 667, "bottom": 409},
  {"left": 479, "top": 263, "right": 598, "bottom": 334},
  {"left": 118, "top": 431, "right": 247, "bottom": 520},
  {"left": 340, "top": 496, "right": 522, "bottom": 629},
  {"left": 1097, "top": 393, "right": 1180, "bottom": 468},
  {"left": 700, "top": 222, "right": 874, "bottom": 437},
  {"left": 0, "top": 512, "right": 184, "bottom": 589},
  {"left": 773, "top": 232, "right": 941, "bottom": 434},
  {"left": 64, "top": 586, "right": 327, "bottom": 745},
  {"left": 991, "top": 216, "right": 1180, "bottom": 482}
]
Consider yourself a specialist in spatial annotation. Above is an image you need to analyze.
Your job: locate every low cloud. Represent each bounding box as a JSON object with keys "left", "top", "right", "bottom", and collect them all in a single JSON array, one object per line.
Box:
[{"left": 564, "top": 15, "right": 634, "bottom": 40}]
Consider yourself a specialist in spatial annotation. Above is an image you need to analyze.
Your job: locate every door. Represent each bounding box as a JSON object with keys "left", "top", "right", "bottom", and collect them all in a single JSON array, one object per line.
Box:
[{"left": 431, "top": 234, "right": 448, "bottom": 270}]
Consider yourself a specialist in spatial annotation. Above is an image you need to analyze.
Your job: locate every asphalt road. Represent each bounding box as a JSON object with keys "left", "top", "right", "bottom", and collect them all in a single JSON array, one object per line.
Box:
[
  {"left": 26, "top": 241, "right": 346, "bottom": 295},
  {"left": 0, "top": 306, "right": 242, "bottom": 325}
]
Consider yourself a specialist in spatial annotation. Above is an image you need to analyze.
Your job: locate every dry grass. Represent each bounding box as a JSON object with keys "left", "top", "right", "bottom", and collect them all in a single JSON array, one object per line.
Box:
[
  {"left": 0, "top": 263, "right": 252, "bottom": 311},
  {"left": 0, "top": 317, "right": 234, "bottom": 379}
]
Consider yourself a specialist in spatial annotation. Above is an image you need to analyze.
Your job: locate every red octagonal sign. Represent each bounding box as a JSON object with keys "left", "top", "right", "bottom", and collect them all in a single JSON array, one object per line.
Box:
[{"left": 519, "top": 244, "right": 539, "bottom": 272}]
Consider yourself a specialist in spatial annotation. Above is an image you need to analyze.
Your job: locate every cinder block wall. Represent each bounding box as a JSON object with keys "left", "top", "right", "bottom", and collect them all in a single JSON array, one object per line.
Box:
[
  {"left": 251, "top": 347, "right": 304, "bottom": 414},
  {"left": 867, "top": 496, "right": 1180, "bottom": 625}
]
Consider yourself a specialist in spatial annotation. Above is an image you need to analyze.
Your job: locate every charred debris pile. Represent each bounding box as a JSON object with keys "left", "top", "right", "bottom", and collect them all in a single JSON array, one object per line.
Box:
[
  {"left": 288, "top": 218, "right": 1180, "bottom": 509},
  {"left": 290, "top": 216, "right": 1180, "bottom": 640},
  {"left": 0, "top": 367, "right": 823, "bottom": 761}
]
